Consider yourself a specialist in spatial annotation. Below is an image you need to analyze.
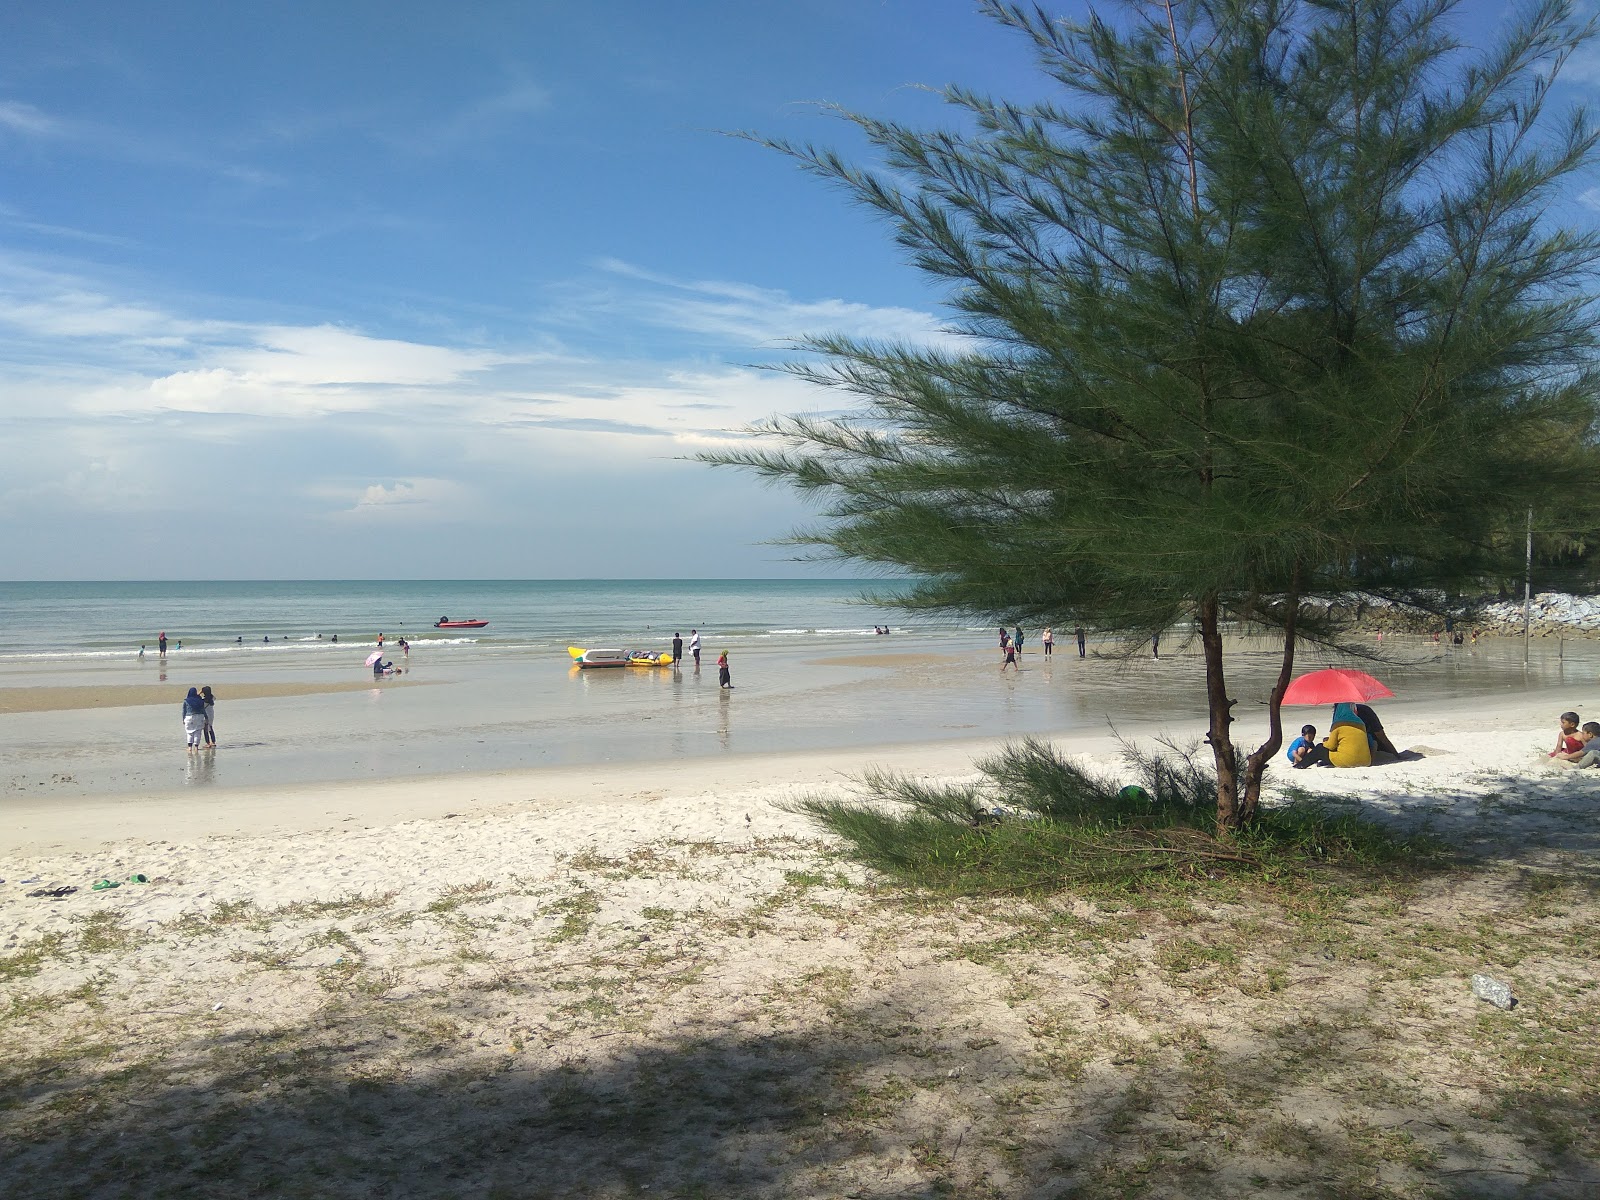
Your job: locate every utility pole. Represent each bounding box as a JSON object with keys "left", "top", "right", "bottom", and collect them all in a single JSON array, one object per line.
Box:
[{"left": 1524, "top": 507, "right": 1533, "bottom": 667}]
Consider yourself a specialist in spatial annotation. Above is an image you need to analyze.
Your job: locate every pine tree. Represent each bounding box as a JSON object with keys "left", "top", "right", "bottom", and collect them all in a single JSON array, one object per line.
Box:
[{"left": 708, "top": 0, "right": 1600, "bottom": 827}]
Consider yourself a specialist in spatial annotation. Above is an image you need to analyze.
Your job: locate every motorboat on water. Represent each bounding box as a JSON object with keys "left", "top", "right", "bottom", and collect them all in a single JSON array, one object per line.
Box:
[
  {"left": 567, "top": 646, "right": 673, "bottom": 669},
  {"left": 434, "top": 618, "right": 489, "bottom": 629}
]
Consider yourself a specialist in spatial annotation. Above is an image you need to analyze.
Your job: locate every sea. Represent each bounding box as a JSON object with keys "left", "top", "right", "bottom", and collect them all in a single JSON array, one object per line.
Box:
[{"left": 0, "top": 578, "right": 931, "bottom": 664}]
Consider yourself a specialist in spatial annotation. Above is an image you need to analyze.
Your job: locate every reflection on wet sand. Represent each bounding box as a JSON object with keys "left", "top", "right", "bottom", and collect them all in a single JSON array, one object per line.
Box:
[{"left": 2, "top": 632, "right": 1596, "bottom": 801}]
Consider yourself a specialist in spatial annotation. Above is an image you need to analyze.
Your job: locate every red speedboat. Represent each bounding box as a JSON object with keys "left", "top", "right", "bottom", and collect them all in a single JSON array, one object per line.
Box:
[{"left": 434, "top": 618, "right": 488, "bottom": 629}]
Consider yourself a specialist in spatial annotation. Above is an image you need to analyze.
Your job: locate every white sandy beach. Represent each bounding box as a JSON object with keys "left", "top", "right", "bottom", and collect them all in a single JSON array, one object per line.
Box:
[{"left": 3, "top": 685, "right": 1599, "bottom": 1198}]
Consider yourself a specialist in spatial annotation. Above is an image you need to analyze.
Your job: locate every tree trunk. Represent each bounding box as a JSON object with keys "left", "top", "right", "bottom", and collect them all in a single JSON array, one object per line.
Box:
[
  {"left": 1240, "top": 586, "right": 1300, "bottom": 824},
  {"left": 1197, "top": 595, "right": 1240, "bottom": 829}
]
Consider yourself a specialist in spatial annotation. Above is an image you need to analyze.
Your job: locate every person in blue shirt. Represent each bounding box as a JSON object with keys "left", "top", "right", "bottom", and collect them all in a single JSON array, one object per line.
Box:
[{"left": 1285, "top": 724, "right": 1318, "bottom": 766}]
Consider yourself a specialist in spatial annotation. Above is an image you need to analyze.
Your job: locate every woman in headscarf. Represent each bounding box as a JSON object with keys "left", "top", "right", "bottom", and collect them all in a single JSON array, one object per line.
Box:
[
  {"left": 181, "top": 687, "right": 207, "bottom": 751},
  {"left": 1292, "top": 703, "right": 1372, "bottom": 769}
]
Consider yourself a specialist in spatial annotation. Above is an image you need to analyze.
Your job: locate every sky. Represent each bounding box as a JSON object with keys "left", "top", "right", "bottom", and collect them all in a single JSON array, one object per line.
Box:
[{"left": 0, "top": 0, "right": 1588, "bottom": 580}]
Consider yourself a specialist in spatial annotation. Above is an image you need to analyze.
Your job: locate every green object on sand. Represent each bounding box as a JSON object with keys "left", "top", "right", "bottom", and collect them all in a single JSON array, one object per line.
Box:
[
  {"left": 91, "top": 878, "right": 121, "bottom": 891},
  {"left": 1118, "top": 785, "right": 1151, "bottom": 805},
  {"left": 126, "top": 874, "right": 149, "bottom": 884}
]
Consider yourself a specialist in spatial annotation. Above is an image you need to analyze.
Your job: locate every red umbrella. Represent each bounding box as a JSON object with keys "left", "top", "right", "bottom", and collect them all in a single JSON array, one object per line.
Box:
[{"left": 1281, "top": 668, "right": 1394, "bottom": 706}]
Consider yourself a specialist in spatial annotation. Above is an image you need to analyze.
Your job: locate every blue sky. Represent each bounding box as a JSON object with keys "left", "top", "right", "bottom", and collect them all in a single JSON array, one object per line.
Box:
[{"left": 0, "top": 1, "right": 1586, "bottom": 579}]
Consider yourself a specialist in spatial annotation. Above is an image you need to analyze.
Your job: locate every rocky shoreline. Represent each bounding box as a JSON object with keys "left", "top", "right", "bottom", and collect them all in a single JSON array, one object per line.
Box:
[{"left": 1315, "top": 591, "right": 1600, "bottom": 640}]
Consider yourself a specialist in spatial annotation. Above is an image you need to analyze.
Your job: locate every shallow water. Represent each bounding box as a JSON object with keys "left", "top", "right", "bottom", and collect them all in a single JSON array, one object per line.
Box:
[{"left": 2, "top": 625, "right": 1595, "bottom": 800}]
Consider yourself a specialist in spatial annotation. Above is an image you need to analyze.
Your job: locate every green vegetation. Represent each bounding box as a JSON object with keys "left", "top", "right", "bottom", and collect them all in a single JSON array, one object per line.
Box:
[
  {"left": 709, "top": 0, "right": 1600, "bottom": 826},
  {"left": 799, "top": 739, "right": 1440, "bottom": 895}
]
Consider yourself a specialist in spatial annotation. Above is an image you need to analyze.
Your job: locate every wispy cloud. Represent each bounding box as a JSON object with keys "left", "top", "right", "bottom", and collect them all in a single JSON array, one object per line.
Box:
[
  {"left": 253, "top": 80, "right": 552, "bottom": 158},
  {"left": 0, "top": 100, "right": 69, "bottom": 137},
  {"left": 399, "top": 80, "right": 551, "bottom": 155},
  {"left": 591, "top": 258, "right": 954, "bottom": 348},
  {"left": 0, "top": 255, "right": 885, "bottom": 541}
]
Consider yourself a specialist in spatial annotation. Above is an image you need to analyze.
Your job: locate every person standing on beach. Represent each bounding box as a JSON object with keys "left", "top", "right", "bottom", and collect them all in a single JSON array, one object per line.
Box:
[
  {"left": 398, "top": 638, "right": 409, "bottom": 658},
  {"left": 1014, "top": 625, "right": 1024, "bottom": 656},
  {"left": 1042, "top": 627, "right": 1053, "bottom": 657},
  {"left": 717, "top": 650, "right": 733, "bottom": 688},
  {"left": 1152, "top": 632, "right": 1160, "bottom": 659},
  {"left": 200, "top": 686, "right": 217, "bottom": 748},
  {"left": 672, "top": 632, "right": 683, "bottom": 665},
  {"left": 1001, "top": 640, "right": 1018, "bottom": 672},
  {"left": 181, "top": 687, "right": 206, "bottom": 751},
  {"left": 158, "top": 632, "right": 167, "bottom": 656},
  {"left": 1075, "top": 626, "right": 1086, "bottom": 657},
  {"left": 690, "top": 630, "right": 701, "bottom": 667}
]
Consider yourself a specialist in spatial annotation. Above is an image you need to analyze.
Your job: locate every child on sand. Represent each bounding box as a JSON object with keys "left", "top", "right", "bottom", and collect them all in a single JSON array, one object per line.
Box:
[
  {"left": 1001, "top": 641, "right": 1018, "bottom": 672},
  {"left": 1554, "top": 721, "right": 1600, "bottom": 767},
  {"left": 1550, "top": 712, "right": 1585, "bottom": 758},
  {"left": 1285, "top": 724, "right": 1317, "bottom": 766},
  {"left": 1293, "top": 705, "right": 1372, "bottom": 768}
]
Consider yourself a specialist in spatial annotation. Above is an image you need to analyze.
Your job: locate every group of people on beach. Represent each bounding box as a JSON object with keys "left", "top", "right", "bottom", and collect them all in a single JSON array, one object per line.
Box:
[
  {"left": 1000, "top": 624, "right": 1089, "bottom": 670},
  {"left": 1287, "top": 703, "right": 1397, "bottom": 769},
  {"left": 1548, "top": 711, "right": 1600, "bottom": 767},
  {"left": 180, "top": 686, "right": 217, "bottom": 751},
  {"left": 664, "top": 630, "right": 731, "bottom": 687}
]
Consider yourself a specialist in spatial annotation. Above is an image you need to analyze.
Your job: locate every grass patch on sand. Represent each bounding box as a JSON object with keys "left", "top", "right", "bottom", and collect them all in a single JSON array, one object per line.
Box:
[
  {"left": 0, "top": 932, "right": 69, "bottom": 982},
  {"left": 797, "top": 738, "right": 1442, "bottom": 898}
]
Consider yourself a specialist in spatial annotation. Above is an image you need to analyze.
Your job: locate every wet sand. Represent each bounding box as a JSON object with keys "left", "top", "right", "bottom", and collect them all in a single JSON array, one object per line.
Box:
[
  {"left": 0, "top": 678, "right": 430, "bottom": 715},
  {"left": 2, "top": 631, "right": 1597, "bottom": 804}
]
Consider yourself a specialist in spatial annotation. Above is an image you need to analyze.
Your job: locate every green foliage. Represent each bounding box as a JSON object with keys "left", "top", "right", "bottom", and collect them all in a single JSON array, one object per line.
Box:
[
  {"left": 712, "top": 0, "right": 1600, "bottom": 635},
  {"left": 709, "top": 0, "right": 1600, "bottom": 822},
  {"left": 799, "top": 739, "right": 1437, "bottom": 895}
]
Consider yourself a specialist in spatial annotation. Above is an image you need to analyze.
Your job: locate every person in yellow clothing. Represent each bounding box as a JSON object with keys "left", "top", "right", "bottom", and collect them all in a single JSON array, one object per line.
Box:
[{"left": 1292, "top": 703, "right": 1373, "bottom": 768}]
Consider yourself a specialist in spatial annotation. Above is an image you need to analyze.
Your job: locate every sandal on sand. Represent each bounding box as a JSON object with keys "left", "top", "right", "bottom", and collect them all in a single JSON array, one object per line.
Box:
[
  {"left": 27, "top": 886, "right": 77, "bottom": 899},
  {"left": 126, "top": 874, "right": 149, "bottom": 884},
  {"left": 91, "top": 879, "right": 121, "bottom": 891}
]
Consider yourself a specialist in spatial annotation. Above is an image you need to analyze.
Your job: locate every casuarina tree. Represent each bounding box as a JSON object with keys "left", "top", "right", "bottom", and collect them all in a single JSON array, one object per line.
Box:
[{"left": 707, "top": 0, "right": 1600, "bottom": 828}]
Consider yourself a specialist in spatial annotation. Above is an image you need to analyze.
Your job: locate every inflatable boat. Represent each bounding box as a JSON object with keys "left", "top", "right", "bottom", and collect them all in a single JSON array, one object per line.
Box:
[
  {"left": 568, "top": 646, "right": 630, "bottom": 669},
  {"left": 567, "top": 647, "right": 673, "bottom": 669}
]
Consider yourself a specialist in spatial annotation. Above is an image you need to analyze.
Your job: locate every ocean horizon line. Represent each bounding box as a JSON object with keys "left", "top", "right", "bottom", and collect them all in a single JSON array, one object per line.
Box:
[{"left": 0, "top": 575, "right": 888, "bottom": 586}]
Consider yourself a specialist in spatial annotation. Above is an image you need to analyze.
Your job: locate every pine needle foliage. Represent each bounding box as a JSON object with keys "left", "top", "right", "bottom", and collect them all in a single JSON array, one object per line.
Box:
[
  {"left": 796, "top": 739, "right": 1439, "bottom": 895},
  {"left": 709, "top": 0, "right": 1600, "bottom": 827}
]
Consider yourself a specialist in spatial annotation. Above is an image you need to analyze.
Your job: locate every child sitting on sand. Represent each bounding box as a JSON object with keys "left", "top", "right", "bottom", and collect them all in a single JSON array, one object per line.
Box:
[
  {"left": 1549, "top": 711, "right": 1585, "bottom": 758},
  {"left": 1554, "top": 721, "right": 1600, "bottom": 767},
  {"left": 1285, "top": 725, "right": 1318, "bottom": 765}
]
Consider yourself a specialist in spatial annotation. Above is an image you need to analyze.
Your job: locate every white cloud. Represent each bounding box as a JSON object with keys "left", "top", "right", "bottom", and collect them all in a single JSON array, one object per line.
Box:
[
  {"left": 0, "top": 255, "right": 918, "bottom": 563},
  {"left": 311, "top": 477, "right": 477, "bottom": 522}
]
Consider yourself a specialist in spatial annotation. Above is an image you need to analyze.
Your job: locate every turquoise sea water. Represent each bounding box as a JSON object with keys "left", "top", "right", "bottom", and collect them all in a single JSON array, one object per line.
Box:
[{"left": 0, "top": 578, "right": 940, "bottom": 662}]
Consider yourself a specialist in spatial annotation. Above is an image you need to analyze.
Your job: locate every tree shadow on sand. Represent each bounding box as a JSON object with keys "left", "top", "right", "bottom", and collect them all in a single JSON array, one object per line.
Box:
[
  {"left": 4, "top": 974, "right": 1598, "bottom": 1200},
  {"left": 1289, "top": 769, "right": 1600, "bottom": 877}
]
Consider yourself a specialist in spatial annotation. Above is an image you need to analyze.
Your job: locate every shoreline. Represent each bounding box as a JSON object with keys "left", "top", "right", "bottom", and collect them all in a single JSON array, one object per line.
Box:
[
  {"left": 3, "top": 683, "right": 1595, "bottom": 856},
  {"left": 0, "top": 678, "right": 430, "bottom": 716}
]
